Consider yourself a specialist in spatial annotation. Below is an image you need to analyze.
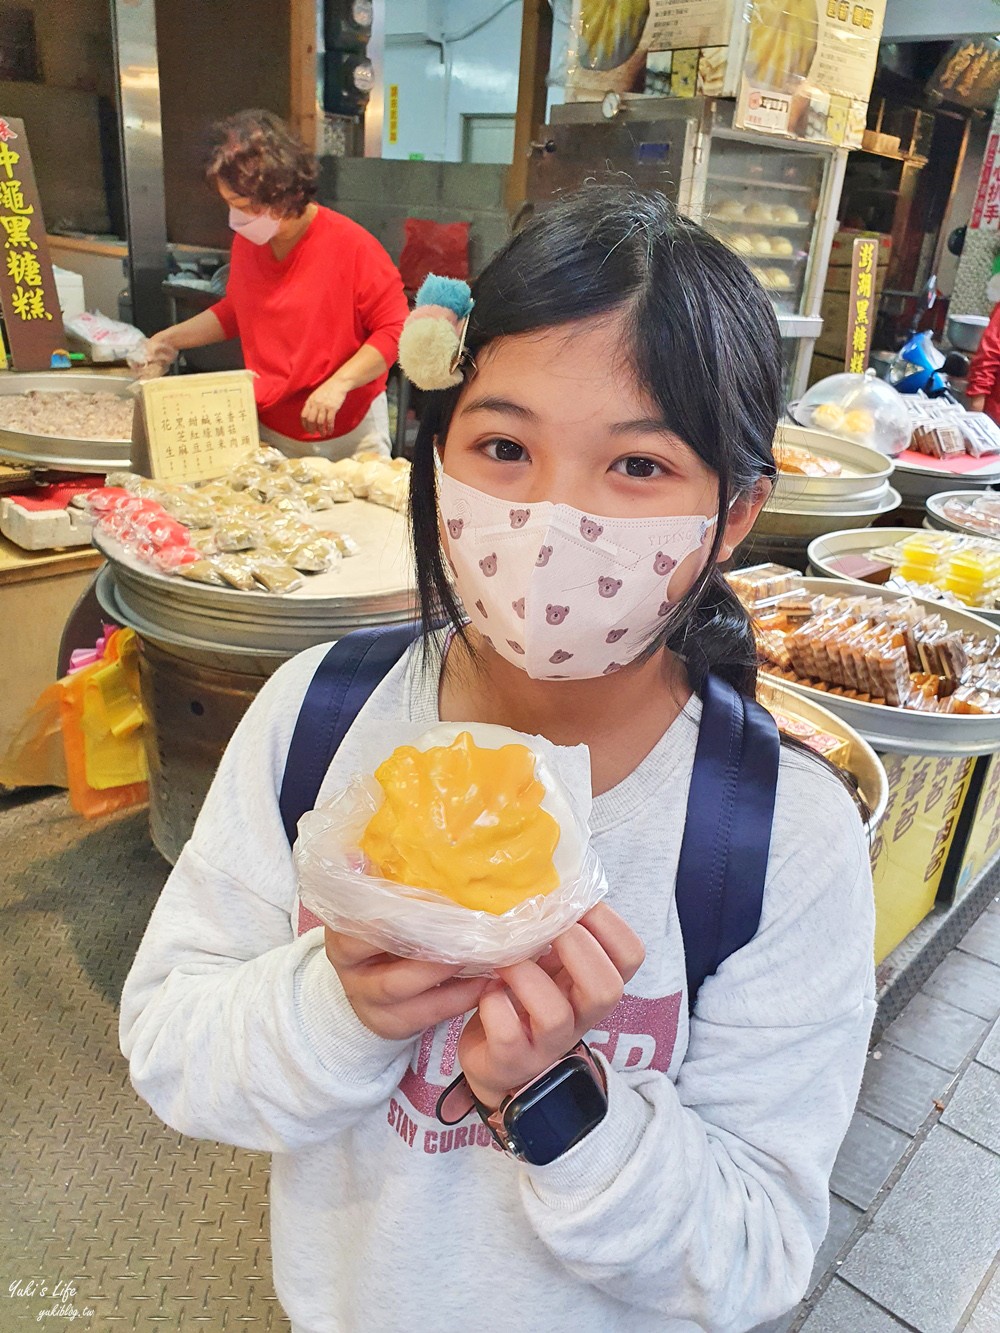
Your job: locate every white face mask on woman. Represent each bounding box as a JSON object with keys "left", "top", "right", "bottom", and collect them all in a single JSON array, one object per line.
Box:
[
  {"left": 228, "top": 205, "right": 281, "bottom": 246},
  {"left": 438, "top": 472, "right": 718, "bottom": 680}
]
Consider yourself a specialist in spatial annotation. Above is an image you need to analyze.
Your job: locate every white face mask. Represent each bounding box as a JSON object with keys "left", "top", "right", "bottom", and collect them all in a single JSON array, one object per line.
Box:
[
  {"left": 228, "top": 205, "right": 281, "bottom": 246},
  {"left": 438, "top": 473, "right": 718, "bottom": 679}
]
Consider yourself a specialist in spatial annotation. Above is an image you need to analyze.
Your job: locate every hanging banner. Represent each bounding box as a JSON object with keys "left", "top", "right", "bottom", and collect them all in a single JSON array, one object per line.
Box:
[
  {"left": 0, "top": 116, "right": 65, "bottom": 371},
  {"left": 970, "top": 132, "right": 1000, "bottom": 232},
  {"left": 566, "top": 0, "right": 885, "bottom": 148},
  {"left": 845, "top": 236, "right": 879, "bottom": 373}
]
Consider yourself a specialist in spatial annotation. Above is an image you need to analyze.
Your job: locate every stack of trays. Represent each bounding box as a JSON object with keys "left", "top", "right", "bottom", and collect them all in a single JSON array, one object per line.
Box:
[{"left": 757, "top": 422, "right": 900, "bottom": 543}]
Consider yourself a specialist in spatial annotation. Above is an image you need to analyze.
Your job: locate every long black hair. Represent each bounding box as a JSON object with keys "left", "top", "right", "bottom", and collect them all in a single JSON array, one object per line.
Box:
[{"left": 408, "top": 186, "right": 782, "bottom": 700}]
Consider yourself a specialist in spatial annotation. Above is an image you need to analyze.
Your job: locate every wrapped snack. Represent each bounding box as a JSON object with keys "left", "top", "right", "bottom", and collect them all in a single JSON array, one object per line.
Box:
[
  {"left": 294, "top": 722, "right": 607, "bottom": 970},
  {"left": 227, "top": 463, "right": 270, "bottom": 492},
  {"left": 958, "top": 413, "right": 1000, "bottom": 458},
  {"left": 287, "top": 537, "right": 340, "bottom": 573},
  {"left": 251, "top": 446, "right": 287, "bottom": 469},
  {"left": 176, "top": 559, "right": 227, "bottom": 586},
  {"left": 250, "top": 558, "right": 305, "bottom": 594},
  {"left": 301, "top": 486, "right": 334, "bottom": 511},
  {"left": 324, "top": 479, "right": 354, "bottom": 504},
  {"left": 214, "top": 520, "right": 258, "bottom": 553},
  {"left": 329, "top": 531, "right": 361, "bottom": 558},
  {"left": 368, "top": 471, "right": 409, "bottom": 512},
  {"left": 211, "top": 554, "right": 257, "bottom": 591}
]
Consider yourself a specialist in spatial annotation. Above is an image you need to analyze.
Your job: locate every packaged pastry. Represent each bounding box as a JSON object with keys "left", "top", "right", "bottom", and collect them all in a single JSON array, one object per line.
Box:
[
  {"left": 293, "top": 722, "right": 607, "bottom": 969},
  {"left": 211, "top": 554, "right": 257, "bottom": 591},
  {"left": 287, "top": 537, "right": 340, "bottom": 573},
  {"left": 250, "top": 558, "right": 305, "bottom": 594},
  {"left": 176, "top": 559, "right": 227, "bottom": 587}
]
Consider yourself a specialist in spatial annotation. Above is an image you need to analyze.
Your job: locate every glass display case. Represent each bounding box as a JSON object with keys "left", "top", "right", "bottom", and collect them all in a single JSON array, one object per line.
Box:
[{"left": 527, "top": 98, "right": 848, "bottom": 400}]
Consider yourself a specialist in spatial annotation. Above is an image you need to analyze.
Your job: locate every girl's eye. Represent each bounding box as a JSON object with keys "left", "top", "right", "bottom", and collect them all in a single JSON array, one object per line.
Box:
[
  {"left": 613, "top": 456, "right": 666, "bottom": 479},
  {"left": 483, "top": 438, "right": 527, "bottom": 462}
]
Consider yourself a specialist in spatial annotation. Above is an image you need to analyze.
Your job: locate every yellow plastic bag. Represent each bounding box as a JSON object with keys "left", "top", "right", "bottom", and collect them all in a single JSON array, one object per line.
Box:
[{"left": 0, "top": 683, "right": 69, "bottom": 790}]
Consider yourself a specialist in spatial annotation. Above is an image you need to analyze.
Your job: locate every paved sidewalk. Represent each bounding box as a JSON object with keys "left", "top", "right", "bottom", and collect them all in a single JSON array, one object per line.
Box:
[{"left": 759, "top": 893, "right": 1000, "bottom": 1333}]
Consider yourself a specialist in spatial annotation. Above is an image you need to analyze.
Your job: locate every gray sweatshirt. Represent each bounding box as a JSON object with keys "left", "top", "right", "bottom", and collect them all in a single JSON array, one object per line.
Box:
[{"left": 119, "top": 640, "right": 876, "bottom": 1333}]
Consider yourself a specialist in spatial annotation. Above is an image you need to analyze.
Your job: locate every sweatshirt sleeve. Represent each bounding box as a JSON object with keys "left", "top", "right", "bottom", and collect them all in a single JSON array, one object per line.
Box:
[
  {"left": 966, "top": 305, "right": 1000, "bottom": 398},
  {"left": 517, "top": 761, "right": 876, "bottom": 1333},
  {"left": 354, "top": 232, "right": 409, "bottom": 368},
  {"left": 119, "top": 645, "right": 416, "bottom": 1153}
]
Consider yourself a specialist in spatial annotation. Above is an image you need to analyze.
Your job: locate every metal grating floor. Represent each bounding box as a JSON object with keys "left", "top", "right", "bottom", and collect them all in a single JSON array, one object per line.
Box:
[{"left": 0, "top": 790, "right": 290, "bottom": 1331}]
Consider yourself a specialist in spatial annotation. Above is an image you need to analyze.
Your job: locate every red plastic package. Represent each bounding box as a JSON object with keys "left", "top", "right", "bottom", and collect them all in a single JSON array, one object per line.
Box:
[{"left": 398, "top": 218, "right": 470, "bottom": 291}]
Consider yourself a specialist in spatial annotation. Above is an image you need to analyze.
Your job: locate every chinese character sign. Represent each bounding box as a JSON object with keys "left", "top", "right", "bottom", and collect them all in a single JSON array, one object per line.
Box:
[
  {"left": 131, "top": 371, "right": 258, "bottom": 483},
  {"left": 971, "top": 132, "right": 1000, "bottom": 232},
  {"left": 0, "top": 117, "right": 65, "bottom": 370},
  {"left": 845, "top": 237, "right": 879, "bottom": 373}
]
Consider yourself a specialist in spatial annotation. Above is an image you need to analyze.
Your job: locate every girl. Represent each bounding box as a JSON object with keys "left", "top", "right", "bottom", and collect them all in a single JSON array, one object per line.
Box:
[{"left": 120, "top": 188, "right": 875, "bottom": 1333}]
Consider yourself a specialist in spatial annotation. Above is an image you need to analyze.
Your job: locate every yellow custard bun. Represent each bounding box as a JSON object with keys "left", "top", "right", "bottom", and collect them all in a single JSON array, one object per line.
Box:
[{"left": 360, "top": 723, "right": 584, "bottom": 915}]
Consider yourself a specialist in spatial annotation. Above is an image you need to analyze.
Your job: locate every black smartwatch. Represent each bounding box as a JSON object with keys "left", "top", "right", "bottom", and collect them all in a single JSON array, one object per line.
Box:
[{"left": 436, "top": 1042, "right": 608, "bottom": 1167}]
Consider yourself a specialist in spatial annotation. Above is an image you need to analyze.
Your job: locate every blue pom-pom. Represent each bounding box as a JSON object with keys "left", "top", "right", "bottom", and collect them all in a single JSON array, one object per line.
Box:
[{"left": 415, "top": 275, "right": 473, "bottom": 318}]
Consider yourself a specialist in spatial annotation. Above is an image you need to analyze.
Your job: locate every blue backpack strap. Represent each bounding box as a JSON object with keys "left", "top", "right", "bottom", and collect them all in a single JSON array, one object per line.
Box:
[
  {"left": 279, "top": 621, "right": 422, "bottom": 846},
  {"left": 676, "top": 673, "right": 780, "bottom": 1012}
]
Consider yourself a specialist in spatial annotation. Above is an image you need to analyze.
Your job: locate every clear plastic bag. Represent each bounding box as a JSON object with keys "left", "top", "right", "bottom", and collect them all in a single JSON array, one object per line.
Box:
[{"left": 294, "top": 725, "right": 608, "bottom": 973}]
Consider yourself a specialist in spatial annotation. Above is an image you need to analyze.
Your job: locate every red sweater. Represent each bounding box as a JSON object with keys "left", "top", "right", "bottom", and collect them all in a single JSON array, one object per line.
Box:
[
  {"left": 966, "top": 303, "right": 1000, "bottom": 425},
  {"left": 210, "top": 206, "right": 408, "bottom": 440}
]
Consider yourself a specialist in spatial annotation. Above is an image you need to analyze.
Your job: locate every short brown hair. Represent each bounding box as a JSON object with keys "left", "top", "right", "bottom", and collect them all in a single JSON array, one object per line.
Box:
[{"left": 206, "top": 110, "right": 317, "bottom": 217}]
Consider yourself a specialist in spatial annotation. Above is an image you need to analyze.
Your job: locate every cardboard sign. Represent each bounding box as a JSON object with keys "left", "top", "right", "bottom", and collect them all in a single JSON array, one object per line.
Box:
[
  {"left": 845, "top": 236, "right": 879, "bottom": 373},
  {"left": 0, "top": 116, "right": 65, "bottom": 370},
  {"left": 130, "top": 371, "right": 259, "bottom": 483}
]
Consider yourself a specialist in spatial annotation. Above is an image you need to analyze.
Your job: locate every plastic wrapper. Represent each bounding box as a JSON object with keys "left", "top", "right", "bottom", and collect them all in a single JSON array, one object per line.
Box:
[
  {"left": 287, "top": 537, "right": 339, "bottom": 572},
  {"left": 176, "top": 559, "right": 226, "bottom": 586},
  {"left": 211, "top": 554, "right": 257, "bottom": 590},
  {"left": 294, "top": 722, "right": 607, "bottom": 971},
  {"left": 250, "top": 558, "right": 304, "bottom": 594}
]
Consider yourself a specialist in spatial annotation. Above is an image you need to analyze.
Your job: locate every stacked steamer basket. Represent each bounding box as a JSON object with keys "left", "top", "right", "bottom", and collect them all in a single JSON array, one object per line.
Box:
[{"left": 743, "top": 420, "right": 899, "bottom": 567}]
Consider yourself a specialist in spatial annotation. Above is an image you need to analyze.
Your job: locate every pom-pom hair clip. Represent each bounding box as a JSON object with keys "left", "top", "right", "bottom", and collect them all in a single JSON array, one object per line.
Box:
[{"left": 397, "top": 275, "right": 474, "bottom": 391}]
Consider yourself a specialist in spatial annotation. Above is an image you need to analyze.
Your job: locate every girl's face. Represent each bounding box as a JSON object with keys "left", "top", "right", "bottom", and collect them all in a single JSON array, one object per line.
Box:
[{"left": 442, "top": 318, "right": 768, "bottom": 602}]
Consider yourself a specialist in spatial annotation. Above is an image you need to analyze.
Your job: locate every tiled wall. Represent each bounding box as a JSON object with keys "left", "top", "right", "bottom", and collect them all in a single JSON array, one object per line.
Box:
[{"left": 317, "top": 158, "right": 512, "bottom": 277}]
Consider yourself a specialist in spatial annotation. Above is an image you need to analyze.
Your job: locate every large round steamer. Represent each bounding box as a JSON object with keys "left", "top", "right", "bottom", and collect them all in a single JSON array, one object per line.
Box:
[
  {"left": 0, "top": 372, "right": 134, "bottom": 473},
  {"left": 807, "top": 526, "right": 1000, "bottom": 631},
  {"left": 96, "top": 500, "right": 416, "bottom": 862}
]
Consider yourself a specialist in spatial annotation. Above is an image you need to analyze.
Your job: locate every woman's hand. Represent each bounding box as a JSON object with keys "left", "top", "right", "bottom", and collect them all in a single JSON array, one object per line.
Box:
[
  {"left": 302, "top": 377, "right": 349, "bottom": 437},
  {"left": 457, "top": 904, "right": 645, "bottom": 1109},
  {"left": 324, "top": 928, "right": 489, "bottom": 1041}
]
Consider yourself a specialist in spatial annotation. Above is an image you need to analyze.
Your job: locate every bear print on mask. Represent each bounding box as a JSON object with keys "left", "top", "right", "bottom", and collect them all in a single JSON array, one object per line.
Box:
[
  {"left": 657, "top": 601, "right": 671, "bottom": 617},
  {"left": 603, "top": 662, "right": 623, "bottom": 675},
  {"left": 549, "top": 650, "right": 574, "bottom": 665},
  {"left": 580, "top": 517, "right": 604, "bottom": 542},
  {"left": 546, "top": 604, "right": 569, "bottom": 625},
  {"left": 509, "top": 508, "right": 530, "bottom": 529},
  {"left": 474, "top": 599, "right": 488, "bottom": 619},
  {"left": 536, "top": 545, "right": 553, "bottom": 567},
  {"left": 598, "top": 576, "right": 623, "bottom": 599},
  {"left": 479, "top": 553, "right": 498, "bottom": 577},
  {"left": 512, "top": 597, "right": 525, "bottom": 619},
  {"left": 653, "top": 551, "right": 677, "bottom": 576},
  {"left": 507, "top": 640, "right": 525, "bottom": 655},
  {"left": 606, "top": 628, "right": 627, "bottom": 644},
  {"left": 447, "top": 518, "right": 464, "bottom": 539}
]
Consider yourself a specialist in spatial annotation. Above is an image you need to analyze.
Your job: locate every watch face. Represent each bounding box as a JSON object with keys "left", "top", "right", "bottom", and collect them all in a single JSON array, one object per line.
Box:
[{"left": 506, "top": 1059, "right": 607, "bottom": 1166}]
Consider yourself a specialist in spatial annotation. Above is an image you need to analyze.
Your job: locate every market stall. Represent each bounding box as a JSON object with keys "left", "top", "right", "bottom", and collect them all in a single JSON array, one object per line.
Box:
[{"left": 730, "top": 565, "right": 1000, "bottom": 961}]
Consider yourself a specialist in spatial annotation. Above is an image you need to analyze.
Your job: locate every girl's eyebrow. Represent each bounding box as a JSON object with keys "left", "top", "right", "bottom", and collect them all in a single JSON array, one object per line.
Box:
[
  {"left": 609, "top": 417, "right": 680, "bottom": 440},
  {"left": 458, "top": 395, "right": 538, "bottom": 421}
]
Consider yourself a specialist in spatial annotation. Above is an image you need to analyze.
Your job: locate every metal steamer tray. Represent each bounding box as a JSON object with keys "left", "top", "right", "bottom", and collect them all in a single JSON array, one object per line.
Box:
[
  {"left": 773, "top": 422, "right": 895, "bottom": 503},
  {"left": 95, "top": 500, "right": 417, "bottom": 656},
  {"left": 892, "top": 454, "right": 1000, "bottom": 507},
  {"left": 0, "top": 372, "right": 135, "bottom": 473},
  {"left": 757, "top": 678, "right": 889, "bottom": 831},
  {"left": 759, "top": 576, "right": 1000, "bottom": 756},
  {"left": 755, "top": 486, "right": 901, "bottom": 539},
  {"left": 925, "top": 490, "right": 1000, "bottom": 539},
  {"left": 807, "top": 526, "right": 1000, "bottom": 630}
]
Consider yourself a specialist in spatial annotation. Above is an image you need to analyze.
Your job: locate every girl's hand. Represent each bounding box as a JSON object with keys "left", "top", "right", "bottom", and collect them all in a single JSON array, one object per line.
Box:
[
  {"left": 301, "top": 377, "right": 349, "bottom": 436},
  {"left": 457, "top": 905, "right": 645, "bottom": 1110},
  {"left": 324, "top": 928, "right": 489, "bottom": 1041}
]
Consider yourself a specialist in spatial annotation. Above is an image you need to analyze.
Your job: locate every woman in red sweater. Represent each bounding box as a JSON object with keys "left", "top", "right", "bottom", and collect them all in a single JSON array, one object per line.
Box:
[
  {"left": 966, "top": 302, "right": 1000, "bottom": 425},
  {"left": 147, "top": 111, "right": 409, "bottom": 458}
]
